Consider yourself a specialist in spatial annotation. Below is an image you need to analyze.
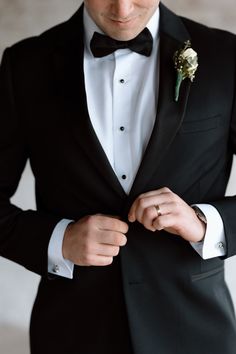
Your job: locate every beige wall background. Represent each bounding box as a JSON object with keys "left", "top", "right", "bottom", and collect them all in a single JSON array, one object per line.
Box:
[{"left": 0, "top": 1, "right": 236, "bottom": 353}]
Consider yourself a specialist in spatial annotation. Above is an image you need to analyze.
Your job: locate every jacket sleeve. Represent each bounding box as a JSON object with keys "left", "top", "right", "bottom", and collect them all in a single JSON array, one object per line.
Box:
[
  {"left": 0, "top": 48, "right": 61, "bottom": 276},
  {"left": 211, "top": 53, "right": 236, "bottom": 259}
]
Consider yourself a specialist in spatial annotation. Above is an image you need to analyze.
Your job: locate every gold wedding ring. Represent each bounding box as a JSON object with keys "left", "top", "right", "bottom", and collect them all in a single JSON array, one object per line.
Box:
[{"left": 155, "top": 205, "right": 162, "bottom": 217}]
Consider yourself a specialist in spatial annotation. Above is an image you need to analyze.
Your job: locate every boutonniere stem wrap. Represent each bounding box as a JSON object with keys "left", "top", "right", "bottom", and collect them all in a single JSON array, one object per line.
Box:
[{"left": 173, "top": 40, "right": 198, "bottom": 102}]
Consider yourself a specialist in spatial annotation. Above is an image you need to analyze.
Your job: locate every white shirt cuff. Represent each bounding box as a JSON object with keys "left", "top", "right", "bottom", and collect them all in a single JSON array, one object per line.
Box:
[
  {"left": 190, "top": 204, "right": 226, "bottom": 259},
  {"left": 48, "top": 219, "right": 74, "bottom": 279}
]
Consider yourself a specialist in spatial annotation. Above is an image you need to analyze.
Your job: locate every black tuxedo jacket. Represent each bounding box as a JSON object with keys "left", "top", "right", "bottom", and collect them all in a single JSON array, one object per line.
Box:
[{"left": 1, "top": 3, "right": 236, "bottom": 354}]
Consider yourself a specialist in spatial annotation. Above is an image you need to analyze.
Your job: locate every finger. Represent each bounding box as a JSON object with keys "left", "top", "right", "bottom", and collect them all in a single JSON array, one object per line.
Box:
[
  {"left": 128, "top": 188, "right": 174, "bottom": 222},
  {"left": 137, "top": 187, "right": 172, "bottom": 199},
  {"left": 129, "top": 196, "right": 166, "bottom": 224},
  {"left": 96, "top": 245, "right": 120, "bottom": 257},
  {"left": 140, "top": 203, "right": 171, "bottom": 231},
  {"left": 152, "top": 214, "right": 178, "bottom": 232},
  {"left": 82, "top": 254, "right": 114, "bottom": 267},
  {"left": 142, "top": 202, "right": 180, "bottom": 232},
  {"left": 83, "top": 242, "right": 120, "bottom": 257},
  {"left": 95, "top": 256, "right": 114, "bottom": 266},
  {"left": 98, "top": 231, "right": 127, "bottom": 247},
  {"left": 96, "top": 215, "right": 129, "bottom": 234},
  {"left": 141, "top": 206, "right": 158, "bottom": 232}
]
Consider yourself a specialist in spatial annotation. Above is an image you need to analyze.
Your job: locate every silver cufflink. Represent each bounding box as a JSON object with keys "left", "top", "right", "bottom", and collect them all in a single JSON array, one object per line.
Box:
[
  {"left": 217, "top": 242, "right": 224, "bottom": 249},
  {"left": 53, "top": 264, "right": 60, "bottom": 273}
]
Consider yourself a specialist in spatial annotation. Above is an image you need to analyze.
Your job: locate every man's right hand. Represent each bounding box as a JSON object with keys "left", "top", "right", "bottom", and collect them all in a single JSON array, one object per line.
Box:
[{"left": 62, "top": 215, "right": 128, "bottom": 266}]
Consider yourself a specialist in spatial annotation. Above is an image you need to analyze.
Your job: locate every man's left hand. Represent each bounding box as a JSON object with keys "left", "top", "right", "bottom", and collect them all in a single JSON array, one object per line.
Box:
[{"left": 128, "top": 187, "right": 206, "bottom": 243}]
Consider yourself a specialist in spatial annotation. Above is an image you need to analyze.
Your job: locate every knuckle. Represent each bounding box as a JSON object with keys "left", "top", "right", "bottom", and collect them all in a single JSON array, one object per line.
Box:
[
  {"left": 156, "top": 224, "right": 162, "bottom": 231},
  {"left": 138, "top": 193, "right": 145, "bottom": 200},
  {"left": 155, "top": 220, "right": 163, "bottom": 231},
  {"left": 137, "top": 198, "right": 146, "bottom": 210},
  {"left": 143, "top": 206, "right": 153, "bottom": 218},
  {"left": 157, "top": 219, "right": 164, "bottom": 228},
  {"left": 86, "top": 215, "right": 96, "bottom": 227}
]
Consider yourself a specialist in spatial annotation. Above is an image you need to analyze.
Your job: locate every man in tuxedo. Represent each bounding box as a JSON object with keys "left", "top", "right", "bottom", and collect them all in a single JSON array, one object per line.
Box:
[{"left": 0, "top": 0, "right": 236, "bottom": 353}]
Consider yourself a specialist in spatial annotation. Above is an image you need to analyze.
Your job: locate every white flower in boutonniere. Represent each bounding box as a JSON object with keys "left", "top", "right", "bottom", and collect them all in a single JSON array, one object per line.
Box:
[{"left": 173, "top": 40, "right": 198, "bottom": 102}]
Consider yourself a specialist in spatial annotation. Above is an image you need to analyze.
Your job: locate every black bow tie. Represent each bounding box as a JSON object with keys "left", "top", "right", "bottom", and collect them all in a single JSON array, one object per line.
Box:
[{"left": 90, "top": 28, "right": 153, "bottom": 58}]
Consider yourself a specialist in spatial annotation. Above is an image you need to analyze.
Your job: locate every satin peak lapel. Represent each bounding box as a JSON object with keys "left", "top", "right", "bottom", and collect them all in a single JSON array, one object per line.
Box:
[
  {"left": 129, "top": 4, "right": 192, "bottom": 199},
  {"left": 53, "top": 6, "right": 126, "bottom": 198}
]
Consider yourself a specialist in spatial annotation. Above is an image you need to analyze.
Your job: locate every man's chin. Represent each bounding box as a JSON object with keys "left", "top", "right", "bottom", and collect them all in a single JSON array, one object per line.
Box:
[
  {"left": 105, "top": 28, "right": 143, "bottom": 41},
  {"left": 102, "top": 18, "right": 145, "bottom": 41}
]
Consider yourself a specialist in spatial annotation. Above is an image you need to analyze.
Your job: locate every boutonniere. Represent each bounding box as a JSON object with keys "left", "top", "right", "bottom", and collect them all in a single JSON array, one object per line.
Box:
[{"left": 173, "top": 40, "right": 198, "bottom": 102}]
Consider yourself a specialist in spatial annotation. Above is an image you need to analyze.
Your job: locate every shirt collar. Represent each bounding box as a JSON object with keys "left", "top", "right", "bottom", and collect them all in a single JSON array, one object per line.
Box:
[{"left": 83, "top": 6, "right": 160, "bottom": 54}]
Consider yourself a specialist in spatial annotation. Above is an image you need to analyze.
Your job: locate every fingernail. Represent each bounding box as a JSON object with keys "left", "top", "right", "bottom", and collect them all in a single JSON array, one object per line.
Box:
[{"left": 128, "top": 215, "right": 134, "bottom": 222}]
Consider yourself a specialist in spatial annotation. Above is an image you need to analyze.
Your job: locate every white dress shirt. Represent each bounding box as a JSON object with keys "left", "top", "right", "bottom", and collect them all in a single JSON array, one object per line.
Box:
[{"left": 48, "top": 7, "right": 226, "bottom": 279}]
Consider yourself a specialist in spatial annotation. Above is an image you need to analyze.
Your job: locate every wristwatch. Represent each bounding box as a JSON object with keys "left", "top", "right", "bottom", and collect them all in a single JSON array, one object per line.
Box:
[{"left": 192, "top": 206, "right": 207, "bottom": 224}]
